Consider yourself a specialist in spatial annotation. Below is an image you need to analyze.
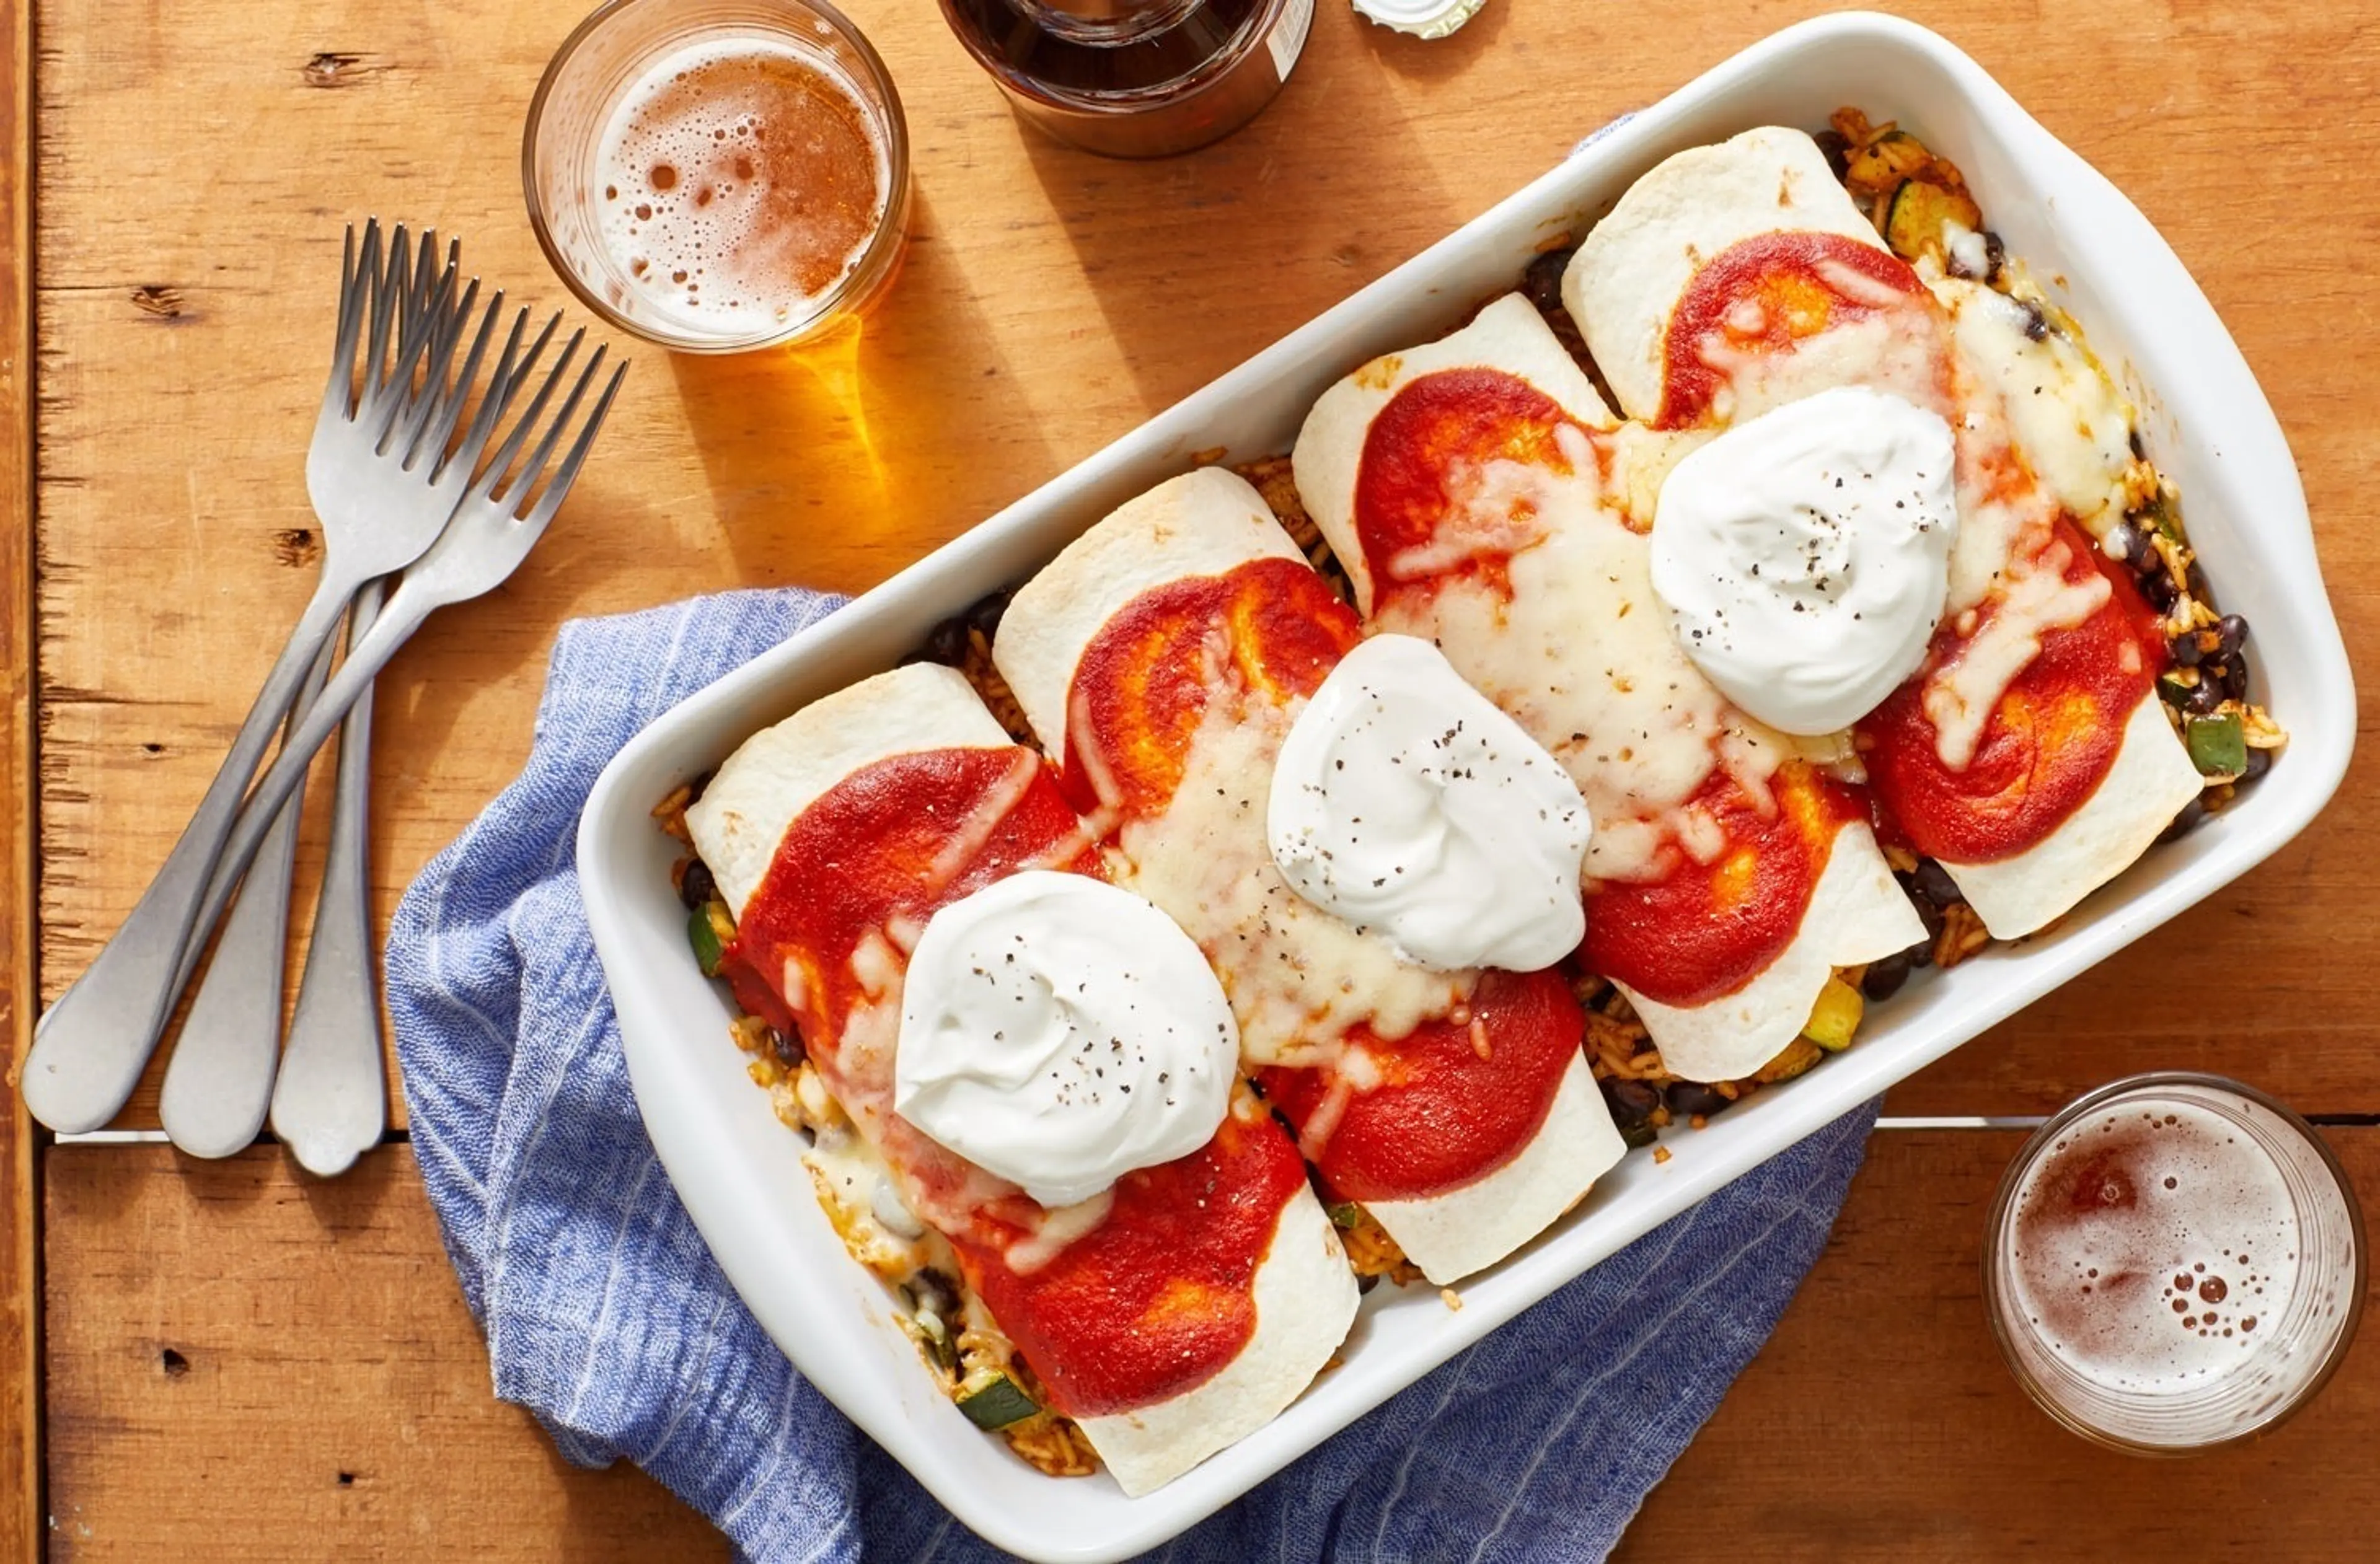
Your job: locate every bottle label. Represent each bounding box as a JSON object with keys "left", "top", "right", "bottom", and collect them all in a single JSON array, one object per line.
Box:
[{"left": 1269, "top": 0, "right": 1315, "bottom": 81}]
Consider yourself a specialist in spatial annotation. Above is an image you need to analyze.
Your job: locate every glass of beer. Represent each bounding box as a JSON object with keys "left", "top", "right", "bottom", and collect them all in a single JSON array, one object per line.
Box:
[
  {"left": 1985, "top": 1073, "right": 2364, "bottom": 1454},
  {"left": 524, "top": 0, "right": 911, "bottom": 352}
]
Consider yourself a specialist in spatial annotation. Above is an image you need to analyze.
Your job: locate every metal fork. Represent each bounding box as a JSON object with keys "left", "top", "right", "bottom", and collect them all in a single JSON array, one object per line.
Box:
[
  {"left": 268, "top": 573, "right": 389, "bottom": 1177},
  {"left": 156, "top": 240, "right": 468, "bottom": 1159},
  {"left": 175, "top": 317, "right": 627, "bottom": 1040},
  {"left": 25, "top": 220, "right": 485, "bottom": 1135}
]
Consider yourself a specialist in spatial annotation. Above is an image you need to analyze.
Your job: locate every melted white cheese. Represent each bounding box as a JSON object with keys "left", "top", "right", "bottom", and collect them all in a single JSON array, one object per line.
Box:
[
  {"left": 1368, "top": 441, "right": 1786, "bottom": 885},
  {"left": 1103, "top": 695, "right": 1473, "bottom": 1068},
  {"left": 1933, "top": 273, "right": 2136, "bottom": 537},
  {"left": 1923, "top": 535, "right": 2116, "bottom": 771}
]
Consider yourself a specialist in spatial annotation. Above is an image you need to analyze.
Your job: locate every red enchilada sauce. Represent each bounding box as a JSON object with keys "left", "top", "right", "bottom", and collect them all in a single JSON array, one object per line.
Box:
[
  {"left": 1582, "top": 764, "right": 1862, "bottom": 1009},
  {"left": 1064, "top": 558, "right": 1584, "bottom": 1200},
  {"left": 1860, "top": 521, "right": 2167, "bottom": 863},
  {"left": 728, "top": 744, "right": 1298, "bottom": 1418},
  {"left": 1656, "top": 230, "right": 1938, "bottom": 429},
  {"left": 958, "top": 1101, "right": 1305, "bottom": 1416},
  {"left": 1350, "top": 366, "right": 1843, "bottom": 1008},
  {"left": 1351, "top": 368, "right": 1597, "bottom": 599}
]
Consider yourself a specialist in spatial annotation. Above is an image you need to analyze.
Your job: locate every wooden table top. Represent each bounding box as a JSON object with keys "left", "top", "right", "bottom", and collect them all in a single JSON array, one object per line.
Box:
[{"left": 8, "top": 0, "right": 2379, "bottom": 1557}]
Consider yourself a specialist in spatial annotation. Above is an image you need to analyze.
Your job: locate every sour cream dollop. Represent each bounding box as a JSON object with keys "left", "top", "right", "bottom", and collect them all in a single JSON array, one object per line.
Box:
[
  {"left": 1650, "top": 385, "right": 1959, "bottom": 735},
  {"left": 894, "top": 871, "right": 1236, "bottom": 1210},
  {"left": 1267, "top": 634, "right": 1590, "bottom": 972}
]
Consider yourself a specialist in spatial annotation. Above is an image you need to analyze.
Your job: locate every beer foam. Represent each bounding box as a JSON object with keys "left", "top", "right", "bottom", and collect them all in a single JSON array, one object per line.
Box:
[
  {"left": 593, "top": 38, "right": 888, "bottom": 337},
  {"left": 2009, "top": 1099, "right": 2301, "bottom": 1393}
]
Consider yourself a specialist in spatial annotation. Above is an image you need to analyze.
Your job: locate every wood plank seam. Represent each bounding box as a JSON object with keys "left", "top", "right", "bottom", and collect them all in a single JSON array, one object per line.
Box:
[{"left": 4, "top": 0, "right": 45, "bottom": 1552}]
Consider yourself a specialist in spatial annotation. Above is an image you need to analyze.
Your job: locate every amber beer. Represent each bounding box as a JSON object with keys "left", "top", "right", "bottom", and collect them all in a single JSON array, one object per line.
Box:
[
  {"left": 526, "top": 0, "right": 911, "bottom": 351},
  {"left": 941, "top": 0, "right": 1313, "bottom": 157},
  {"left": 1985, "top": 1074, "right": 2363, "bottom": 1452}
]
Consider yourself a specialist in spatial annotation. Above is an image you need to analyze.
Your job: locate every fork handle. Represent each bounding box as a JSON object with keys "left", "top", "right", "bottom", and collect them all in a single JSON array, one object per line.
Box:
[
  {"left": 271, "top": 578, "right": 390, "bottom": 1177},
  {"left": 156, "top": 631, "right": 338, "bottom": 1159},
  {"left": 185, "top": 570, "right": 443, "bottom": 955},
  {"left": 22, "top": 578, "right": 359, "bottom": 1135}
]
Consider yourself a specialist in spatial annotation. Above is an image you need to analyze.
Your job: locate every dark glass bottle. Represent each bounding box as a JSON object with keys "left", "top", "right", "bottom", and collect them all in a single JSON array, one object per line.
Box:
[{"left": 941, "top": 0, "right": 1312, "bottom": 158}]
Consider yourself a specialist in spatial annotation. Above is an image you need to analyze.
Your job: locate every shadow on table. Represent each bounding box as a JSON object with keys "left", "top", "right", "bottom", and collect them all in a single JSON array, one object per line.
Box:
[
  {"left": 1002, "top": 36, "right": 1463, "bottom": 423},
  {"left": 666, "top": 190, "right": 1060, "bottom": 599},
  {"left": 1354, "top": 0, "right": 1512, "bottom": 81}
]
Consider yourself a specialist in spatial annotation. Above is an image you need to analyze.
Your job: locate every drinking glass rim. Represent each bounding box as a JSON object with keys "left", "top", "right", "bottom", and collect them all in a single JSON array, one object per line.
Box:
[
  {"left": 1981, "top": 1070, "right": 2368, "bottom": 1457},
  {"left": 521, "top": 0, "right": 913, "bottom": 354},
  {"left": 938, "top": 0, "right": 1292, "bottom": 111}
]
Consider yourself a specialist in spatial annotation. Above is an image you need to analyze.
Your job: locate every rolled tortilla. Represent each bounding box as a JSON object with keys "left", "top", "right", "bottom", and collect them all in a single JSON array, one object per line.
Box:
[
  {"left": 1565, "top": 126, "right": 2203, "bottom": 949},
  {"left": 1562, "top": 125, "right": 1887, "bottom": 422},
  {"left": 997, "top": 470, "right": 1625, "bottom": 1283},
  {"left": 1291, "top": 294, "right": 1615, "bottom": 618},
  {"left": 1919, "top": 691, "right": 2206, "bottom": 941},
  {"left": 687, "top": 662, "right": 1358, "bottom": 1496},
  {"left": 1294, "top": 298, "right": 1923, "bottom": 1083}
]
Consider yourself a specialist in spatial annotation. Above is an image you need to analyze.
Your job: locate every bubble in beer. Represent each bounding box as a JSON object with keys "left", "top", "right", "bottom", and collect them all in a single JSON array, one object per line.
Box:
[
  {"left": 592, "top": 37, "right": 887, "bottom": 333},
  {"left": 2008, "top": 1102, "right": 2303, "bottom": 1393}
]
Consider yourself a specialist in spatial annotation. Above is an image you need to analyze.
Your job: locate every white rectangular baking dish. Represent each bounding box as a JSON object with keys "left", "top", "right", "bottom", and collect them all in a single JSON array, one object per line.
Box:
[{"left": 578, "top": 13, "right": 2353, "bottom": 1560}]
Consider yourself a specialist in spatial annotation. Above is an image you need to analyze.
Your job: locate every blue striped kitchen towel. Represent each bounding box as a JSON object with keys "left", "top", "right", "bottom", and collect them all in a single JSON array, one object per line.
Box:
[{"left": 384, "top": 586, "right": 1880, "bottom": 1564}]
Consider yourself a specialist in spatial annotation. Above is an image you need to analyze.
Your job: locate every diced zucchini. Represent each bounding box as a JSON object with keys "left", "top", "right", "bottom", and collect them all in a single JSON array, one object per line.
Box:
[
  {"left": 2186, "top": 713, "right": 2247, "bottom": 779},
  {"left": 1884, "top": 179, "right": 1984, "bottom": 262},
  {"left": 1618, "top": 1120, "right": 1661, "bottom": 1152},
  {"left": 1326, "top": 1202, "right": 1364, "bottom": 1231},
  {"left": 688, "top": 902, "right": 728, "bottom": 977},
  {"left": 956, "top": 1370, "right": 1039, "bottom": 1431},
  {"left": 1801, "top": 976, "right": 1865, "bottom": 1053}
]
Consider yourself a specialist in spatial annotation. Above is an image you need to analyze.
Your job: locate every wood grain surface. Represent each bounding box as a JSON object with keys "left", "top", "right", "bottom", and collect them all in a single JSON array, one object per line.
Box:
[
  {"left": 1624, "top": 1128, "right": 2380, "bottom": 1561},
  {"left": 19, "top": 0, "right": 2380, "bottom": 1556},
  {"left": 43, "top": 1146, "right": 728, "bottom": 1562},
  {"left": 44, "top": 1131, "right": 2379, "bottom": 1561},
  {"left": 2, "top": 0, "right": 40, "bottom": 1551}
]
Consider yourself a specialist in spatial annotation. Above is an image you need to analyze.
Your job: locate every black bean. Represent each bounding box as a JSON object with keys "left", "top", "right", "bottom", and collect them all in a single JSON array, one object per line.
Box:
[
  {"left": 1906, "top": 931, "right": 1937, "bottom": 970},
  {"left": 2185, "top": 561, "right": 2213, "bottom": 604},
  {"left": 1912, "top": 859, "right": 1962, "bottom": 908},
  {"left": 966, "top": 590, "right": 1011, "bottom": 640},
  {"left": 1861, "top": 950, "right": 1913, "bottom": 1001},
  {"left": 911, "top": 1268, "right": 962, "bottom": 1320},
  {"left": 1981, "top": 230, "right": 2007, "bottom": 281},
  {"left": 678, "top": 857, "right": 717, "bottom": 911},
  {"left": 1603, "top": 1077, "right": 1663, "bottom": 1130},
  {"left": 2141, "top": 567, "right": 2179, "bottom": 610},
  {"left": 1814, "top": 129, "right": 1852, "bottom": 182},
  {"left": 2171, "top": 631, "right": 2202, "bottom": 668},
  {"left": 2104, "top": 520, "right": 2144, "bottom": 566},
  {"left": 2223, "top": 652, "right": 2251, "bottom": 701},
  {"left": 2128, "top": 426, "right": 2148, "bottom": 460},
  {"left": 2157, "top": 795, "right": 2207, "bottom": 843},
  {"left": 770, "top": 1026, "right": 804, "bottom": 1068},
  {"left": 2021, "top": 301, "right": 2050, "bottom": 341},
  {"left": 2242, "top": 745, "right": 2273, "bottom": 783},
  {"left": 2213, "top": 614, "right": 2248, "bottom": 659},
  {"left": 1522, "top": 246, "right": 1577, "bottom": 318},
  {"left": 1665, "top": 1081, "right": 1732, "bottom": 1120},
  {"left": 923, "top": 617, "right": 969, "bottom": 666},
  {"left": 1893, "top": 877, "right": 1945, "bottom": 948},
  {"left": 684, "top": 769, "right": 714, "bottom": 807},
  {"left": 1357, "top": 1272, "right": 1382, "bottom": 1294},
  {"left": 2185, "top": 677, "right": 2224, "bottom": 716}
]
